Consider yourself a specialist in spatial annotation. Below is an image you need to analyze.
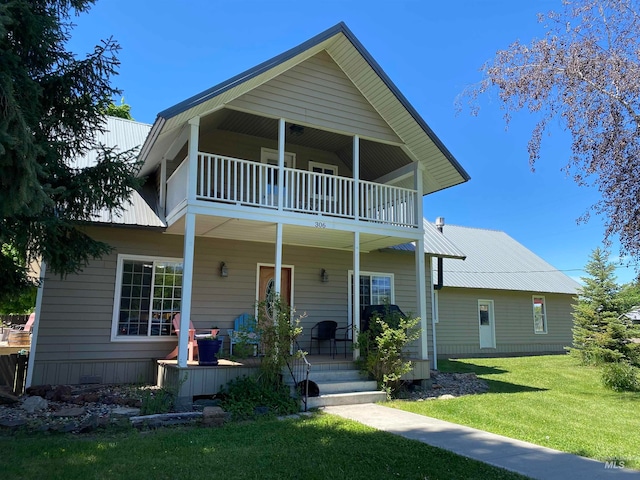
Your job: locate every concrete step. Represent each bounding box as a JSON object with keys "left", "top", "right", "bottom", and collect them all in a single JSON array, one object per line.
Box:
[
  {"left": 316, "top": 379, "right": 378, "bottom": 395},
  {"left": 306, "top": 391, "right": 388, "bottom": 409},
  {"left": 283, "top": 368, "right": 366, "bottom": 385}
]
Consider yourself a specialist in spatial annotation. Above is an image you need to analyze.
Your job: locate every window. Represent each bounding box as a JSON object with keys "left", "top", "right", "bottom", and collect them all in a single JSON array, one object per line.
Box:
[
  {"left": 112, "top": 255, "right": 183, "bottom": 341},
  {"left": 348, "top": 271, "right": 394, "bottom": 326},
  {"left": 533, "top": 295, "right": 547, "bottom": 334}
]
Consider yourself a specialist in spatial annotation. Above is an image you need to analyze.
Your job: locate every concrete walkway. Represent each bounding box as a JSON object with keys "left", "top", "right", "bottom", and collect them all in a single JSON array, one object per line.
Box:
[{"left": 323, "top": 404, "right": 639, "bottom": 479}]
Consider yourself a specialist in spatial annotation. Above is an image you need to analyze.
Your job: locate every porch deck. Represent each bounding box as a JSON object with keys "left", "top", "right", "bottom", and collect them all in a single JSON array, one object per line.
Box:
[{"left": 157, "top": 355, "right": 356, "bottom": 405}]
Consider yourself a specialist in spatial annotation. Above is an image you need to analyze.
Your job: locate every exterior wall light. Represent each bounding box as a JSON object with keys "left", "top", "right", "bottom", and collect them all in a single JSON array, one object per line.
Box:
[
  {"left": 321, "top": 268, "right": 329, "bottom": 283},
  {"left": 220, "top": 262, "right": 228, "bottom": 278}
]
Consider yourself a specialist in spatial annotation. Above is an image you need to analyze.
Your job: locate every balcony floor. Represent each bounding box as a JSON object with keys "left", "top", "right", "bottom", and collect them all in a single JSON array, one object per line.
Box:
[{"left": 166, "top": 210, "right": 420, "bottom": 252}]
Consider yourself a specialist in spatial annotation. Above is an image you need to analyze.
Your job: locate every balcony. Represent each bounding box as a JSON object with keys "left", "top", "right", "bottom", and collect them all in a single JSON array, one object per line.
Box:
[{"left": 166, "top": 153, "right": 418, "bottom": 229}]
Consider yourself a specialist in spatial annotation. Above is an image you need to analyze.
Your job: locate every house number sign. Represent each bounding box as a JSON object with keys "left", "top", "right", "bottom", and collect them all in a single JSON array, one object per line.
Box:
[{"left": 314, "top": 221, "right": 327, "bottom": 229}]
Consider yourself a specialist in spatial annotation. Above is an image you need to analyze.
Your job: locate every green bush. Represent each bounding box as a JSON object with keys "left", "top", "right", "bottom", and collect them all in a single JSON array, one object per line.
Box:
[
  {"left": 356, "top": 306, "right": 420, "bottom": 398},
  {"left": 220, "top": 375, "right": 299, "bottom": 420},
  {"left": 601, "top": 362, "right": 640, "bottom": 392}
]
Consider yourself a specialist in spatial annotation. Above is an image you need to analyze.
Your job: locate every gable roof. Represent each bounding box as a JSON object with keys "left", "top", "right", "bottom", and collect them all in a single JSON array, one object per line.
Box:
[
  {"left": 79, "top": 116, "right": 165, "bottom": 229},
  {"left": 432, "top": 224, "right": 580, "bottom": 294},
  {"left": 139, "top": 22, "right": 470, "bottom": 194}
]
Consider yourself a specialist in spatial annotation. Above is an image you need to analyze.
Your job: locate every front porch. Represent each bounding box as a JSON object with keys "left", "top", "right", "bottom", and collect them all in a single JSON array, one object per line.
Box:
[{"left": 157, "top": 355, "right": 431, "bottom": 408}]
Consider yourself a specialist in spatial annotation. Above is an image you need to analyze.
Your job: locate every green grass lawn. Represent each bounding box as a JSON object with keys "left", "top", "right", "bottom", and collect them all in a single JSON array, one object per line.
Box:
[
  {"left": 387, "top": 355, "right": 640, "bottom": 469},
  {"left": 0, "top": 415, "right": 528, "bottom": 480}
]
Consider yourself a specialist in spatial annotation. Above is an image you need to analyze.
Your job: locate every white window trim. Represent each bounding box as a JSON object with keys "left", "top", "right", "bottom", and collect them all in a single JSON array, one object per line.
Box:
[
  {"left": 111, "top": 254, "right": 183, "bottom": 342},
  {"left": 260, "top": 147, "right": 296, "bottom": 168},
  {"left": 308, "top": 160, "right": 338, "bottom": 175},
  {"left": 533, "top": 295, "right": 548, "bottom": 334},
  {"left": 347, "top": 270, "right": 395, "bottom": 328}
]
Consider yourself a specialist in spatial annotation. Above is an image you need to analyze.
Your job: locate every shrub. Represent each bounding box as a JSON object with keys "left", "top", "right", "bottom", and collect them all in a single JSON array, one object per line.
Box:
[
  {"left": 601, "top": 362, "right": 640, "bottom": 392},
  {"left": 220, "top": 375, "right": 299, "bottom": 420},
  {"left": 356, "top": 306, "right": 420, "bottom": 398}
]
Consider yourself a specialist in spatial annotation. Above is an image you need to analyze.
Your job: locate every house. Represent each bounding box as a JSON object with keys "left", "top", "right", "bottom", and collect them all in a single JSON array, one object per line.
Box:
[
  {"left": 428, "top": 224, "right": 580, "bottom": 357},
  {"left": 25, "top": 23, "right": 470, "bottom": 397}
]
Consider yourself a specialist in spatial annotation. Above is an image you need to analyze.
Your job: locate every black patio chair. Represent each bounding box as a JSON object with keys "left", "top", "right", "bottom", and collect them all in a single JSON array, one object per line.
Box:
[{"left": 309, "top": 320, "right": 338, "bottom": 357}]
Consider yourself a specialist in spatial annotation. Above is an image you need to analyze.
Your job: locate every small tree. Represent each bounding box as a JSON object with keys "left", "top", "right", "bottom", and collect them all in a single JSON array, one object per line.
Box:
[
  {"left": 255, "top": 295, "right": 304, "bottom": 386},
  {"left": 570, "top": 248, "right": 636, "bottom": 365}
]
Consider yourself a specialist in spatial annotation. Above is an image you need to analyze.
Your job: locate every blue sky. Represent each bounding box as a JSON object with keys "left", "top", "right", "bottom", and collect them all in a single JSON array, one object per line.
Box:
[{"left": 67, "top": 0, "right": 637, "bottom": 284}]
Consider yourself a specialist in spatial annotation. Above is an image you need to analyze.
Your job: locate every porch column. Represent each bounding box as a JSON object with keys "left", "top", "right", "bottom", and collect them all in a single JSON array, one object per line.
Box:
[
  {"left": 277, "top": 118, "right": 285, "bottom": 212},
  {"left": 187, "top": 117, "right": 200, "bottom": 203},
  {"left": 274, "top": 222, "right": 283, "bottom": 297},
  {"left": 25, "top": 261, "right": 46, "bottom": 388},
  {"left": 353, "top": 135, "right": 360, "bottom": 220},
  {"left": 178, "top": 117, "right": 200, "bottom": 367},
  {"left": 353, "top": 231, "right": 360, "bottom": 360},
  {"left": 414, "top": 163, "right": 429, "bottom": 360},
  {"left": 159, "top": 157, "right": 167, "bottom": 216},
  {"left": 179, "top": 212, "right": 196, "bottom": 367}
]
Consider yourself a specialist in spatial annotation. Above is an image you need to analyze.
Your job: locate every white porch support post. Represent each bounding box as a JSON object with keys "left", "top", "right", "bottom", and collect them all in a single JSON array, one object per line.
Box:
[
  {"left": 178, "top": 117, "right": 200, "bottom": 367},
  {"left": 159, "top": 157, "right": 167, "bottom": 215},
  {"left": 414, "top": 163, "right": 429, "bottom": 361},
  {"left": 353, "top": 135, "right": 360, "bottom": 220},
  {"left": 274, "top": 223, "right": 283, "bottom": 297},
  {"left": 179, "top": 212, "right": 196, "bottom": 367},
  {"left": 25, "top": 261, "right": 46, "bottom": 388},
  {"left": 353, "top": 231, "right": 360, "bottom": 360},
  {"left": 277, "top": 118, "right": 285, "bottom": 212},
  {"left": 187, "top": 118, "right": 199, "bottom": 203}
]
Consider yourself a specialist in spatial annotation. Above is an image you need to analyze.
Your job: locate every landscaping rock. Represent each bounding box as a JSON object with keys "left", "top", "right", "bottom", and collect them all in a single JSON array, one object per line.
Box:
[
  {"left": 111, "top": 407, "right": 140, "bottom": 417},
  {"left": 26, "top": 384, "right": 51, "bottom": 397},
  {"left": 438, "top": 394, "right": 456, "bottom": 400},
  {"left": 401, "top": 371, "right": 490, "bottom": 400},
  {"left": 0, "top": 418, "right": 27, "bottom": 430},
  {"left": 202, "top": 406, "right": 227, "bottom": 427},
  {"left": 52, "top": 407, "right": 86, "bottom": 417},
  {"left": 21, "top": 396, "right": 48, "bottom": 413}
]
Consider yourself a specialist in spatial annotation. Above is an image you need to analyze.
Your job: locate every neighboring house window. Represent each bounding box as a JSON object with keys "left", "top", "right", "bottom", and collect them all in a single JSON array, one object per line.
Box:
[
  {"left": 112, "top": 255, "right": 183, "bottom": 340},
  {"left": 533, "top": 296, "right": 547, "bottom": 334}
]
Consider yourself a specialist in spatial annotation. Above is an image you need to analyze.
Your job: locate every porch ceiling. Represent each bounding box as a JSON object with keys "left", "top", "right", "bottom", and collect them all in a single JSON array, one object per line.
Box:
[
  {"left": 166, "top": 215, "right": 413, "bottom": 252},
  {"left": 203, "top": 109, "right": 414, "bottom": 183}
]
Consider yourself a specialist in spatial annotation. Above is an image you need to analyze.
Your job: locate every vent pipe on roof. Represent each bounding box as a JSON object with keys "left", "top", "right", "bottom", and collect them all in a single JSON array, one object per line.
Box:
[{"left": 434, "top": 217, "right": 444, "bottom": 290}]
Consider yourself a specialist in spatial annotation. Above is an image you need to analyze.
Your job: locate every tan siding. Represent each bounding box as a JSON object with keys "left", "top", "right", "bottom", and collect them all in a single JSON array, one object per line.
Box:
[
  {"left": 228, "top": 52, "right": 401, "bottom": 143},
  {"left": 34, "top": 226, "right": 431, "bottom": 384},
  {"left": 436, "top": 287, "right": 574, "bottom": 356}
]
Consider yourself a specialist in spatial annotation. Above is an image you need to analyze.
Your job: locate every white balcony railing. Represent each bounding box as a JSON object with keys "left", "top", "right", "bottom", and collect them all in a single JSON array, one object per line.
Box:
[{"left": 167, "top": 153, "right": 418, "bottom": 228}]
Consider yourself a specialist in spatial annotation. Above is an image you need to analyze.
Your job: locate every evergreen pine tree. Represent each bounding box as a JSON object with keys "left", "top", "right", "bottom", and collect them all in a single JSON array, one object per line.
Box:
[
  {"left": 570, "top": 248, "right": 637, "bottom": 365},
  {"left": 0, "top": 1, "right": 141, "bottom": 303}
]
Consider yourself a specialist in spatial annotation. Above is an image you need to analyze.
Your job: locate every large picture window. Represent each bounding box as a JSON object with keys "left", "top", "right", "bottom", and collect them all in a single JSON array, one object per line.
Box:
[
  {"left": 112, "top": 255, "right": 183, "bottom": 341},
  {"left": 533, "top": 295, "right": 547, "bottom": 334}
]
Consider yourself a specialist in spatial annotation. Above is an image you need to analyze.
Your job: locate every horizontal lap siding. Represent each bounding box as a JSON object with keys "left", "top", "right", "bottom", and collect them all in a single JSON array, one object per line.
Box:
[
  {"left": 436, "top": 287, "right": 574, "bottom": 356},
  {"left": 198, "top": 129, "right": 352, "bottom": 177},
  {"left": 34, "top": 226, "right": 430, "bottom": 384},
  {"left": 227, "top": 51, "right": 400, "bottom": 143}
]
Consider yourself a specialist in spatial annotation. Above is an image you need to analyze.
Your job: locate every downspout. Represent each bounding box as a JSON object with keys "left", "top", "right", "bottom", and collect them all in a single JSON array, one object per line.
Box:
[
  {"left": 431, "top": 216, "right": 445, "bottom": 370},
  {"left": 26, "top": 261, "right": 47, "bottom": 388}
]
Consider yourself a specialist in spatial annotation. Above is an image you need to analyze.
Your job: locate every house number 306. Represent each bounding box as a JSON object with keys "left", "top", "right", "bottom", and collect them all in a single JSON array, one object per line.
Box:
[{"left": 314, "top": 222, "right": 327, "bottom": 228}]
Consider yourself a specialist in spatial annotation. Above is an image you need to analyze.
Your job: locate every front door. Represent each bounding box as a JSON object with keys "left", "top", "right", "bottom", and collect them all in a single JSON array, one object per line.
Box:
[
  {"left": 478, "top": 299, "right": 496, "bottom": 348},
  {"left": 258, "top": 266, "right": 292, "bottom": 310}
]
